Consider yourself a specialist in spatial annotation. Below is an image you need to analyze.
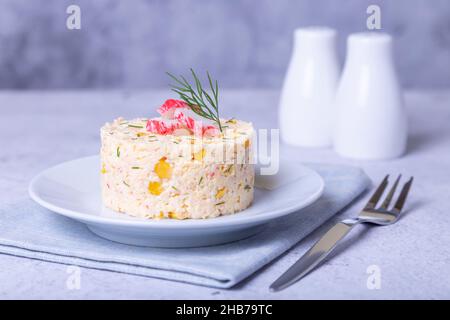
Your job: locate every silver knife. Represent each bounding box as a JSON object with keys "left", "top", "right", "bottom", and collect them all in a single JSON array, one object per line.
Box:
[{"left": 269, "top": 221, "right": 353, "bottom": 292}]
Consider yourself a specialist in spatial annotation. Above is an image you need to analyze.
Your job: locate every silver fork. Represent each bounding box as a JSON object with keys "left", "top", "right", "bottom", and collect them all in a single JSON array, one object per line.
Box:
[{"left": 270, "top": 174, "right": 414, "bottom": 292}]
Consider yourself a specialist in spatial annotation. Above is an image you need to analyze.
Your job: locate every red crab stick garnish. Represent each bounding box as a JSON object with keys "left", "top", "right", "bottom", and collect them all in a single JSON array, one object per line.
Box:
[
  {"left": 146, "top": 118, "right": 182, "bottom": 135},
  {"left": 173, "top": 108, "right": 196, "bottom": 131},
  {"left": 147, "top": 99, "right": 219, "bottom": 136},
  {"left": 147, "top": 99, "right": 190, "bottom": 135},
  {"left": 157, "top": 99, "right": 189, "bottom": 119},
  {"left": 202, "top": 125, "right": 220, "bottom": 137}
]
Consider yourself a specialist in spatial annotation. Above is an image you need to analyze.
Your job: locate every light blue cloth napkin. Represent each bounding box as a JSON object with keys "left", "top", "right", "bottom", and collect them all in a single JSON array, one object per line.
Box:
[{"left": 0, "top": 164, "right": 369, "bottom": 288}]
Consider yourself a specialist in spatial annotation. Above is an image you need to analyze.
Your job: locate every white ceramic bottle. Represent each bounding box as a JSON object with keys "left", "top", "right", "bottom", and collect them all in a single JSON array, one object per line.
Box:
[
  {"left": 279, "top": 27, "right": 340, "bottom": 147},
  {"left": 334, "top": 33, "right": 408, "bottom": 159}
]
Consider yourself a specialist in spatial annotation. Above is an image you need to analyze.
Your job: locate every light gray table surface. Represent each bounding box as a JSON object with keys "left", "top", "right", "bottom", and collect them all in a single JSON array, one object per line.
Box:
[{"left": 1, "top": 89, "right": 449, "bottom": 299}]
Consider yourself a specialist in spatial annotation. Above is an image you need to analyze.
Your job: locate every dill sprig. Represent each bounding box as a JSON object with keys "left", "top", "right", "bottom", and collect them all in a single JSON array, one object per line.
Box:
[{"left": 167, "top": 69, "right": 223, "bottom": 132}]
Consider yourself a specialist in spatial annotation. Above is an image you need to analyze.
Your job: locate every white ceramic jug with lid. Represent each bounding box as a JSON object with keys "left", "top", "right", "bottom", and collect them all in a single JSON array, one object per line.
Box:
[
  {"left": 279, "top": 27, "right": 340, "bottom": 147},
  {"left": 333, "top": 32, "right": 408, "bottom": 159}
]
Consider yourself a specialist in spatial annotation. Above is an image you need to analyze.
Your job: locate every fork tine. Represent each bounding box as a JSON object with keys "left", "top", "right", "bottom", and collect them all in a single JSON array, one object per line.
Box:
[
  {"left": 393, "top": 177, "right": 414, "bottom": 213},
  {"left": 365, "top": 175, "right": 389, "bottom": 209},
  {"left": 380, "top": 174, "right": 402, "bottom": 209}
]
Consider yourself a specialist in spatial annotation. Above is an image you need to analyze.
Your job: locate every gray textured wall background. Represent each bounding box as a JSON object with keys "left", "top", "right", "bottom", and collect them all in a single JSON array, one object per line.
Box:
[{"left": 0, "top": 0, "right": 449, "bottom": 89}]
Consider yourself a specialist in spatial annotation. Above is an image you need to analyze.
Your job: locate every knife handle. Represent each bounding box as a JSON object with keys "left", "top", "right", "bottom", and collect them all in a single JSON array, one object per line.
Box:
[{"left": 270, "top": 219, "right": 359, "bottom": 292}]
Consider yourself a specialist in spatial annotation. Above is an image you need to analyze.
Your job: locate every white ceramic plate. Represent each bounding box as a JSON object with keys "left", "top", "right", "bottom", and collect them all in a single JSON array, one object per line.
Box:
[{"left": 29, "top": 156, "right": 324, "bottom": 247}]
